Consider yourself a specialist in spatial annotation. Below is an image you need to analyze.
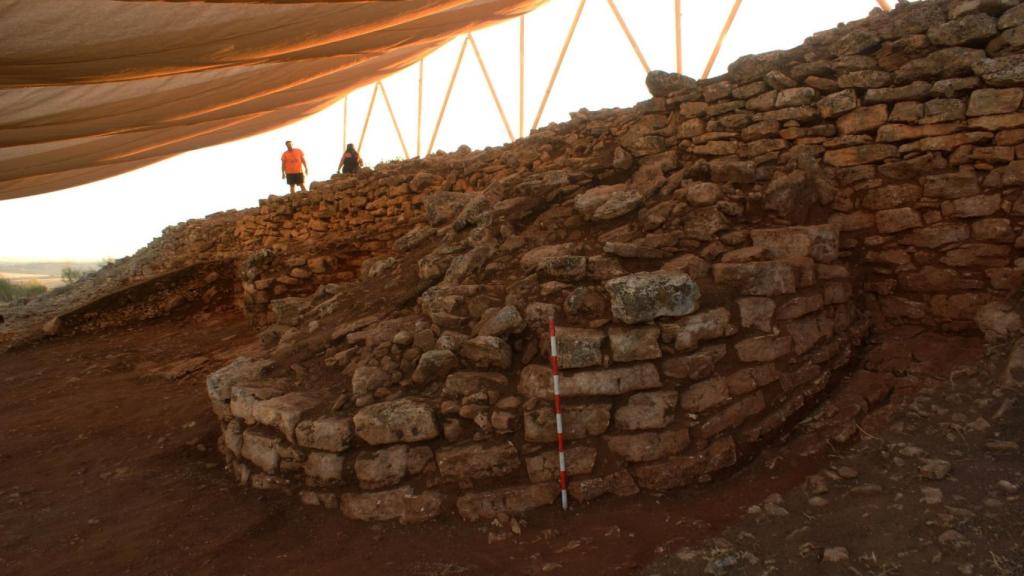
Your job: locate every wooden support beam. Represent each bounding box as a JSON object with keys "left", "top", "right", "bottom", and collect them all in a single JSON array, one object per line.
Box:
[
  {"left": 702, "top": 0, "right": 743, "bottom": 80},
  {"left": 428, "top": 35, "right": 470, "bottom": 155},
  {"left": 519, "top": 15, "right": 525, "bottom": 140},
  {"left": 675, "top": 0, "right": 682, "bottom": 75},
  {"left": 377, "top": 81, "right": 410, "bottom": 160},
  {"left": 343, "top": 96, "right": 348, "bottom": 148},
  {"left": 468, "top": 33, "right": 515, "bottom": 142},
  {"left": 417, "top": 59, "right": 424, "bottom": 157},
  {"left": 875, "top": 0, "right": 892, "bottom": 11},
  {"left": 357, "top": 82, "right": 378, "bottom": 154},
  {"left": 606, "top": 0, "right": 650, "bottom": 74},
  {"left": 532, "top": 0, "right": 586, "bottom": 132}
]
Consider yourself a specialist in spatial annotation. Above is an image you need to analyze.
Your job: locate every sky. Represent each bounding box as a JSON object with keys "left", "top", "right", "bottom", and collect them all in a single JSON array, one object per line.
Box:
[{"left": 0, "top": 0, "right": 892, "bottom": 262}]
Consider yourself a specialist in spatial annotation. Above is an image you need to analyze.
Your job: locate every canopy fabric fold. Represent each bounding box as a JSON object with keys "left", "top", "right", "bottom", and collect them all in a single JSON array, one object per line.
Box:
[{"left": 0, "top": 0, "right": 546, "bottom": 200}]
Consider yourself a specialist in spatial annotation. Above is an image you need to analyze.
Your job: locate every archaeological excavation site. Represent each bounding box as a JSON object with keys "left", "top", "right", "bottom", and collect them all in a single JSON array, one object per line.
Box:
[{"left": 1, "top": 0, "right": 1023, "bottom": 574}]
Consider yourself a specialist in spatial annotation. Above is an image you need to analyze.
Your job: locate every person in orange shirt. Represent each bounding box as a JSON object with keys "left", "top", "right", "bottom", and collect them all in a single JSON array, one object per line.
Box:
[{"left": 281, "top": 140, "right": 308, "bottom": 193}]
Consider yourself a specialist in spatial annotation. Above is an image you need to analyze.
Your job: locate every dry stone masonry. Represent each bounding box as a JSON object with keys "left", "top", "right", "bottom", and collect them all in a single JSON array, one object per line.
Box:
[{"left": 199, "top": 0, "right": 1023, "bottom": 524}]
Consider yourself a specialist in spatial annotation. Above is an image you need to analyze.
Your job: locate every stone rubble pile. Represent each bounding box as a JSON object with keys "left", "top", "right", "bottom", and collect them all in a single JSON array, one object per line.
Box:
[{"left": 198, "top": 0, "right": 1024, "bottom": 523}]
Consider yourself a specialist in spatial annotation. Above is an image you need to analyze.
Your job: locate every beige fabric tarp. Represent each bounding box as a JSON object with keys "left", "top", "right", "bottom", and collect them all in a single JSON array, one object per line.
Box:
[{"left": 0, "top": 0, "right": 546, "bottom": 200}]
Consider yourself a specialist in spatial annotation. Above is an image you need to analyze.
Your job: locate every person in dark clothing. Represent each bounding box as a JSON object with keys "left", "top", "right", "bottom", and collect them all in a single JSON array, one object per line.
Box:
[{"left": 337, "top": 143, "right": 363, "bottom": 174}]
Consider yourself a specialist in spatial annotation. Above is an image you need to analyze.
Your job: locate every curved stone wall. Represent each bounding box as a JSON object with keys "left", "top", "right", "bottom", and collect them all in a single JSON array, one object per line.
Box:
[{"left": 204, "top": 0, "right": 1024, "bottom": 522}]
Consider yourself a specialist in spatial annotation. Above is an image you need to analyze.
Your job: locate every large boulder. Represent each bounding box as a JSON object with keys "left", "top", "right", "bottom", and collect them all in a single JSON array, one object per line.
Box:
[{"left": 604, "top": 271, "right": 701, "bottom": 324}]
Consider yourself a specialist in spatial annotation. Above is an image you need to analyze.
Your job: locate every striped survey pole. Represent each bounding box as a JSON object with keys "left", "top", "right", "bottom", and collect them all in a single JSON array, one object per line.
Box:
[{"left": 548, "top": 318, "right": 569, "bottom": 511}]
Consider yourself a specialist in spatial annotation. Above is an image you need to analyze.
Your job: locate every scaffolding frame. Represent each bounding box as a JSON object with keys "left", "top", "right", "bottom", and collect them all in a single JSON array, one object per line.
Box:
[{"left": 349, "top": 0, "right": 892, "bottom": 159}]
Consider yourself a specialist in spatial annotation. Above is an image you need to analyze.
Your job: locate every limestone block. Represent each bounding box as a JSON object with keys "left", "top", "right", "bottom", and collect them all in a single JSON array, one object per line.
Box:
[
  {"left": 941, "top": 193, "right": 1002, "bottom": 217},
  {"left": 304, "top": 451, "right": 345, "bottom": 482},
  {"left": 679, "top": 377, "right": 730, "bottom": 413},
  {"left": 230, "top": 385, "right": 285, "bottom": 425},
  {"left": 660, "top": 345, "right": 727, "bottom": 381},
  {"left": 712, "top": 261, "right": 797, "bottom": 296},
  {"left": 876, "top": 207, "right": 924, "bottom": 234},
  {"left": 353, "top": 399, "right": 439, "bottom": 445},
  {"left": 525, "top": 446, "right": 598, "bottom": 483},
  {"left": 341, "top": 486, "right": 444, "bottom": 524},
  {"left": 749, "top": 224, "right": 835, "bottom": 260},
  {"left": 568, "top": 471, "right": 639, "bottom": 502},
  {"left": 520, "top": 243, "right": 578, "bottom": 271},
  {"left": 836, "top": 105, "right": 888, "bottom": 135},
  {"left": 697, "top": 393, "right": 768, "bottom": 439},
  {"left": 817, "top": 89, "right": 859, "bottom": 119},
  {"left": 738, "top": 297, "right": 775, "bottom": 332},
  {"left": 928, "top": 13, "right": 998, "bottom": 46},
  {"left": 351, "top": 365, "right": 390, "bottom": 396},
  {"left": 971, "top": 218, "right": 1015, "bottom": 242},
  {"left": 605, "top": 427, "right": 690, "bottom": 462},
  {"left": 459, "top": 336, "right": 512, "bottom": 370},
  {"left": 559, "top": 363, "right": 661, "bottom": 397},
  {"left": 973, "top": 54, "right": 1024, "bottom": 86},
  {"left": 614, "top": 390, "right": 678, "bottom": 431},
  {"left": 241, "top": 428, "right": 280, "bottom": 473},
  {"left": 967, "top": 88, "right": 1023, "bottom": 116},
  {"left": 574, "top": 184, "right": 644, "bottom": 221},
  {"left": 537, "top": 256, "right": 588, "bottom": 281},
  {"left": 921, "top": 98, "right": 966, "bottom": 124},
  {"left": 424, "top": 191, "right": 472, "bottom": 226},
  {"left": 899, "top": 222, "right": 971, "bottom": 248},
  {"left": 523, "top": 403, "right": 612, "bottom": 442},
  {"left": 435, "top": 441, "right": 520, "bottom": 481},
  {"left": 295, "top": 416, "right": 353, "bottom": 452},
  {"left": 735, "top": 334, "right": 793, "bottom": 362},
  {"left": 862, "top": 184, "right": 922, "bottom": 210},
  {"left": 207, "top": 357, "right": 274, "bottom": 418},
  {"left": 824, "top": 144, "right": 898, "bottom": 167},
  {"left": 672, "top": 308, "right": 737, "bottom": 351},
  {"left": 252, "top": 392, "right": 321, "bottom": 443},
  {"left": 455, "top": 484, "right": 559, "bottom": 521},
  {"left": 355, "top": 445, "right": 410, "bottom": 489},
  {"left": 604, "top": 271, "right": 701, "bottom": 324},
  {"left": 551, "top": 327, "right": 605, "bottom": 369},
  {"left": 442, "top": 371, "right": 508, "bottom": 398},
  {"left": 607, "top": 325, "right": 661, "bottom": 362}
]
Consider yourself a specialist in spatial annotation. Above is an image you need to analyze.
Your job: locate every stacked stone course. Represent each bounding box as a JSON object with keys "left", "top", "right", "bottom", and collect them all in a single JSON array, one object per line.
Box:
[{"left": 196, "top": 0, "right": 1024, "bottom": 523}]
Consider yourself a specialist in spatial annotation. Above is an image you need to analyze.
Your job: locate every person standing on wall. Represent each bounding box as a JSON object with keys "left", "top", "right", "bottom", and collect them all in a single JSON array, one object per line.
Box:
[
  {"left": 281, "top": 140, "right": 308, "bottom": 193},
  {"left": 337, "top": 143, "right": 363, "bottom": 175}
]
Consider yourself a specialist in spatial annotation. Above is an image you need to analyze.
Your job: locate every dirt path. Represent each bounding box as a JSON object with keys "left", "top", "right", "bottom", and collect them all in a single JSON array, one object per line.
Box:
[{"left": 1, "top": 315, "right": 1017, "bottom": 576}]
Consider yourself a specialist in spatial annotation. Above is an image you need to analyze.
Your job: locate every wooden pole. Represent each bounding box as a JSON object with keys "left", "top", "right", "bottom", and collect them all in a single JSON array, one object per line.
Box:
[
  {"left": 378, "top": 81, "right": 410, "bottom": 160},
  {"left": 606, "top": 0, "right": 650, "bottom": 74},
  {"left": 702, "top": 0, "right": 742, "bottom": 80},
  {"left": 675, "top": 0, "right": 682, "bottom": 75},
  {"left": 469, "top": 34, "right": 515, "bottom": 142},
  {"left": 519, "top": 15, "right": 525, "bottom": 139},
  {"left": 343, "top": 96, "right": 348, "bottom": 149},
  {"left": 357, "top": 82, "right": 378, "bottom": 154},
  {"left": 875, "top": 0, "right": 892, "bottom": 11},
  {"left": 532, "top": 0, "right": 586, "bottom": 132},
  {"left": 417, "top": 59, "right": 424, "bottom": 157},
  {"left": 427, "top": 35, "right": 469, "bottom": 155}
]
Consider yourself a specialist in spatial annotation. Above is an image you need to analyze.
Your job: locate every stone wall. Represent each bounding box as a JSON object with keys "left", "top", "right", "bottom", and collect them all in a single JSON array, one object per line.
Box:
[{"left": 203, "top": 0, "right": 1023, "bottom": 523}]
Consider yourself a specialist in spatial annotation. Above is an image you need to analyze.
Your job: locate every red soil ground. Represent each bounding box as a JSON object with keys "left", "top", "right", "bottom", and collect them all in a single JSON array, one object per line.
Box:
[{"left": 1, "top": 312, "right": 1017, "bottom": 575}]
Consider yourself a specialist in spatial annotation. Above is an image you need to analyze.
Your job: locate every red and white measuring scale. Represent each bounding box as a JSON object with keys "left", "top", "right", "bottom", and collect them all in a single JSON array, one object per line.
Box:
[{"left": 548, "top": 318, "right": 569, "bottom": 511}]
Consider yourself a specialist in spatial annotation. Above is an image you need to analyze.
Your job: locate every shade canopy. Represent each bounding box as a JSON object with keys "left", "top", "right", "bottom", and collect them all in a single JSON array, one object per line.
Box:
[{"left": 0, "top": 0, "right": 545, "bottom": 200}]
